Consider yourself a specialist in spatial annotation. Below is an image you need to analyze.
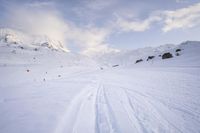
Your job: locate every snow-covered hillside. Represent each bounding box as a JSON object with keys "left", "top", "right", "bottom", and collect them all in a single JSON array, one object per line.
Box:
[
  {"left": 0, "top": 32, "right": 200, "bottom": 133},
  {"left": 95, "top": 41, "right": 200, "bottom": 67}
]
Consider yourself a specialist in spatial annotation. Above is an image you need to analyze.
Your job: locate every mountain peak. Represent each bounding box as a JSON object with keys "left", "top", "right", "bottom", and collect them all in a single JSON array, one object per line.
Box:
[{"left": 0, "top": 28, "right": 69, "bottom": 52}]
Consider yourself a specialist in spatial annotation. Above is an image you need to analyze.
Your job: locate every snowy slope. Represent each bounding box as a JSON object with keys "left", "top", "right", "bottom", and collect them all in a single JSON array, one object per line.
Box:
[
  {"left": 0, "top": 38, "right": 200, "bottom": 133},
  {"left": 95, "top": 41, "right": 200, "bottom": 67}
]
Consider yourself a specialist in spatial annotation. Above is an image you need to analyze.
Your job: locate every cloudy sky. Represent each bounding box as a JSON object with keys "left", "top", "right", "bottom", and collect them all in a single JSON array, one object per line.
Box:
[{"left": 0, "top": 0, "right": 200, "bottom": 53}]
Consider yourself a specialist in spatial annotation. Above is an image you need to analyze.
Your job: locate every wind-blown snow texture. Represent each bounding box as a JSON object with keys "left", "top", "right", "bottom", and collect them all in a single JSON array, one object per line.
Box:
[{"left": 0, "top": 31, "right": 200, "bottom": 133}]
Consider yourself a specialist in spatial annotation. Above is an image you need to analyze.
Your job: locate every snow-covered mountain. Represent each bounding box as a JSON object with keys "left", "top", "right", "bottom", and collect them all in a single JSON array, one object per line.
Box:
[
  {"left": 0, "top": 28, "right": 98, "bottom": 69},
  {"left": 0, "top": 28, "right": 69, "bottom": 52}
]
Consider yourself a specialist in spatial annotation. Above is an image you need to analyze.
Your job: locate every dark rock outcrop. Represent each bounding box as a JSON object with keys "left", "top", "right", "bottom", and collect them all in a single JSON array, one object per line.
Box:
[
  {"left": 176, "top": 49, "right": 181, "bottom": 52},
  {"left": 112, "top": 65, "right": 119, "bottom": 67},
  {"left": 162, "top": 52, "right": 173, "bottom": 59},
  {"left": 135, "top": 59, "right": 143, "bottom": 64},
  {"left": 147, "top": 56, "right": 155, "bottom": 61}
]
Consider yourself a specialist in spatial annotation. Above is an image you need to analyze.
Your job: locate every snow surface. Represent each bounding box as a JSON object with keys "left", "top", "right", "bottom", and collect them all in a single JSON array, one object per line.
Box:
[{"left": 0, "top": 37, "right": 200, "bottom": 133}]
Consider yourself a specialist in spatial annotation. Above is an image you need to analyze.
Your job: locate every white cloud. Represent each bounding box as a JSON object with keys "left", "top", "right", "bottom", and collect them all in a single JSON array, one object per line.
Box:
[
  {"left": 71, "top": 27, "right": 109, "bottom": 48},
  {"left": 114, "top": 2, "right": 200, "bottom": 33},
  {"left": 65, "top": 26, "right": 118, "bottom": 55},
  {"left": 115, "top": 15, "right": 161, "bottom": 32},
  {"left": 162, "top": 2, "right": 200, "bottom": 32},
  {"left": 3, "top": 2, "right": 115, "bottom": 54},
  {"left": 5, "top": 4, "right": 70, "bottom": 51}
]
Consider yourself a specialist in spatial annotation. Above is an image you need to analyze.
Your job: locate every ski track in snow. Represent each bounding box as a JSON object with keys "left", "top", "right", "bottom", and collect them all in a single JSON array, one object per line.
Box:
[
  {"left": 95, "top": 85, "right": 121, "bottom": 133},
  {"left": 1, "top": 68, "right": 200, "bottom": 133},
  {"left": 53, "top": 68, "right": 200, "bottom": 133},
  {"left": 54, "top": 81, "right": 99, "bottom": 133}
]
